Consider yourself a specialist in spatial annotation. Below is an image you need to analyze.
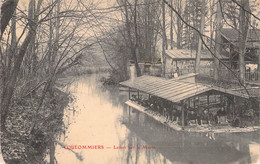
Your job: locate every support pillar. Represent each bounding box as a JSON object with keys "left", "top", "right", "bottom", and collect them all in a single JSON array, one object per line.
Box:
[
  {"left": 129, "top": 88, "right": 131, "bottom": 99},
  {"left": 207, "top": 94, "right": 210, "bottom": 111},
  {"left": 181, "top": 101, "right": 185, "bottom": 130},
  {"left": 233, "top": 96, "right": 236, "bottom": 120},
  {"left": 128, "top": 106, "right": 131, "bottom": 124}
]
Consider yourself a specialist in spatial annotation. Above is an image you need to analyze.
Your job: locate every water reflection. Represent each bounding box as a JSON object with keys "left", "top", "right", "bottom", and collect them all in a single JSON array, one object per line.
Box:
[
  {"left": 56, "top": 74, "right": 260, "bottom": 164},
  {"left": 123, "top": 106, "right": 259, "bottom": 164}
]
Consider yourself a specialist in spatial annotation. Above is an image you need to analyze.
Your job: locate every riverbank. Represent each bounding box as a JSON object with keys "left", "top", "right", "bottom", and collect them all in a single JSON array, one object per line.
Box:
[
  {"left": 126, "top": 100, "right": 260, "bottom": 133},
  {"left": 1, "top": 88, "right": 71, "bottom": 163}
]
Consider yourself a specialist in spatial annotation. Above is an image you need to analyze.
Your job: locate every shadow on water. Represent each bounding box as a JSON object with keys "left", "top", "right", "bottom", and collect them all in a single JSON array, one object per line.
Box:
[
  {"left": 122, "top": 106, "right": 260, "bottom": 164},
  {"left": 56, "top": 73, "right": 259, "bottom": 164}
]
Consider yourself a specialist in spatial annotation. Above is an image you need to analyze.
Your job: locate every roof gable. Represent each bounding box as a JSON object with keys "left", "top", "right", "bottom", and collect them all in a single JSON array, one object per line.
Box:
[{"left": 221, "top": 28, "right": 260, "bottom": 42}]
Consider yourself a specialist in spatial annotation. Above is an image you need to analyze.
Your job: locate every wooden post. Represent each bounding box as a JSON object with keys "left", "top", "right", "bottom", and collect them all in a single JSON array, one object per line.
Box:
[
  {"left": 128, "top": 106, "right": 131, "bottom": 124},
  {"left": 207, "top": 94, "right": 210, "bottom": 112},
  {"left": 129, "top": 88, "right": 131, "bottom": 99},
  {"left": 176, "top": 61, "right": 178, "bottom": 73},
  {"left": 233, "top": 96, "right": 236, "bottom": 120},
  {"left": 181, "top": 101, "right": 185, "bottom": 130}
]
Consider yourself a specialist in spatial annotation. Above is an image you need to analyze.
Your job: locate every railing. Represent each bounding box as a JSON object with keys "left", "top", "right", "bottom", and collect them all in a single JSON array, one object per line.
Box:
[
  {"left": 182, "top": 65, "right": 260, "bottom": 83},
  {"left": 245, "top": 70, "right": 259, "bottom": 81}
]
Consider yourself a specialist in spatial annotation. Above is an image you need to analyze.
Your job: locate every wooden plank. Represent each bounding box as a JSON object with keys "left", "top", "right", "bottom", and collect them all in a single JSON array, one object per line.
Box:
[
  {"left": 165, "top": 85, "right": 208, "bottom": 100},
  {"left": 151, "top": 82, "right": 190, "bottom": 95},
  {"left": 173, "top": 88, "right": 212, "bottom": 102},
  {"left": 160, "top": 84, "right": 199, "bottom": 97}
]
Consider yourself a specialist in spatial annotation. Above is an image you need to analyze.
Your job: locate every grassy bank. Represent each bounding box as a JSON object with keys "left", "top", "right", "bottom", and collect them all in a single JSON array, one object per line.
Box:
[{"left": 1, "top": 88, "right": 71, "bottom": 163}]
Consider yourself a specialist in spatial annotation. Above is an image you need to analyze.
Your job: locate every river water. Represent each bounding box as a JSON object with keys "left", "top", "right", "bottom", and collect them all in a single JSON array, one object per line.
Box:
[{"left": 55, "top": 74, "right": 260, "bottom": 164}]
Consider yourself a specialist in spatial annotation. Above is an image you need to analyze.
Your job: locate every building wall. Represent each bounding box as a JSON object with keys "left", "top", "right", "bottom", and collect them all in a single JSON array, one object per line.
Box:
[{"left": 165, "top": 55, "right": 213, "bottom": 78}]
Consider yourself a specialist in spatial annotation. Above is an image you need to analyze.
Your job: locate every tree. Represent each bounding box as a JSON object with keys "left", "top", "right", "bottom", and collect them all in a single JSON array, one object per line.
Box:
[
  {"left": 162, "top": 0, "right": 167, "bottom": 76},
  {"left": 0, "top": 0, "right": 98, "bottom": 162},
  {"left": 195, "top": 0, "right": 206, "bottom": 73},
  {"left": 0, "top": 0, "right": 19, "bottom": 38},
  {"left": 214, "top": 1, "right": 222, "bottom": 80},
  {"left": 182, "top": 0, "right": 207, "bottom": 50},
  {"left": 1, "top": 0, "right": 43, "bottom": 133},
  {"left": 115, "top": 0, "right": 162, "bottom": 77},
  {"left": 175, "top": 0, "right": 184, "bottom": 49},
  {"left": 238, "top": 0, "right": 250, "bottom": 83}
]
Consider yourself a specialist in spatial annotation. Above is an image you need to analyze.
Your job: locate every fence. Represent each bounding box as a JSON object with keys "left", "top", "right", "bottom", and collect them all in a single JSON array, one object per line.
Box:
[{"left": 184, "top": 65, "right": 259, "bottom": 82}]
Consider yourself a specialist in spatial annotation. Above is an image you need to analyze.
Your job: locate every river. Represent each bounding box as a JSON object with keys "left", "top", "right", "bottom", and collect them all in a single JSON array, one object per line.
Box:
[{"left": 55, "top": 74, "right": 260, "bottom": 164}]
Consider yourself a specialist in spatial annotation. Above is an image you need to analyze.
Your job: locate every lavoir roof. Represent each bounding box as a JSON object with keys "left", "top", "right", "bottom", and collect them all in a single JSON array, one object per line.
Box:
[{"left": 120, "top": 75, "right": 249, "bottom": 103}]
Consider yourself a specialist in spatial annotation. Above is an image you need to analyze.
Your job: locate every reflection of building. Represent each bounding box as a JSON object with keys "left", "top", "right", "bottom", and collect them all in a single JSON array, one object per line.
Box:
[{"left": 122, "top": 105, "right": 252, "bottom": 164}]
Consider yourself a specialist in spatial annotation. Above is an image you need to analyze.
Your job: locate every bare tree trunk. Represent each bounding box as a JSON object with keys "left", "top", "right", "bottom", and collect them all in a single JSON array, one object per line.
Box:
[
  {"left": 134, "top": 0, "right": 141, "bottom": 76},
  {"left": 170, "top": 0, "right": 173, "bottom": 49},
  {"left": 0, "top": 0, "right": 19, "bottom": 38},
  {"left": 162, "top": 1, "right": 167, "bottom": 76},
  {"left": 27, "top": 0, "right": 36, "bottom": 75},
  {"left": 49, "top": 0, "right": 60, "bottom": 76},
  {"left": 214, "top": 1, "right": 222, "bottom": 80},
  {"left": 0, "top": 1, "right": 18, "bottom": 160},
  {"left": 162, "top": 1, "right": 167, "bottom": 50},
  {"left": 48, "top": 5, "right": 53, "bottom": 74},
  {"left": 1, "top": 0, "right": 43, "bottom": 132},
  {"left": 144, "top": 1, "right": 148, "bottom": 60},
  {"left": 209, "top": 0, "right": 215, "bottom": 49},
  {"left": 195, "top": 0, "right": 206, "bottom": 73},
  {"left": 123, "top": 0, "right": 141, "bottom": 77},
  {"left": 176, "top": 0, "right": 183, "bottom": 49},
  {"left": 50, "top": 140, "right": 55, "bottom": 164},
  {"left": 239, "top": 0, "right": 250, "bottom": 83}
]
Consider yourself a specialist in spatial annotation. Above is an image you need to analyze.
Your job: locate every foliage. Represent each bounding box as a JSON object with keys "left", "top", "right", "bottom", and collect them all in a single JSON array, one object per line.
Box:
[{"left": 1, "top": 88, "right": 70, "bottom": 163}]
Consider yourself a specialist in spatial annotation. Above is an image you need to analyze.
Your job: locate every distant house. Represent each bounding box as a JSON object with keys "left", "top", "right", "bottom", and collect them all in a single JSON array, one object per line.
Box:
[
  {"left": 221, "top": 28, "right": 260, "bottom": 82},
  {"left": 221, "top": 28, "right": 260, "bottom": 65},
  {"left": 164, "top": 48, "right": 229, "bottom": 78},
  {"left": 164, "top": 28, "right": 260, "bottom": 82}
]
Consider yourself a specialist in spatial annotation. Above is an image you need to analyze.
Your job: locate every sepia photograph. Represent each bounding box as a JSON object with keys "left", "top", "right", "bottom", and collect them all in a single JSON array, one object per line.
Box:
[{"left": 0, "top": 0, "right": 260, "bottom": 163}]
